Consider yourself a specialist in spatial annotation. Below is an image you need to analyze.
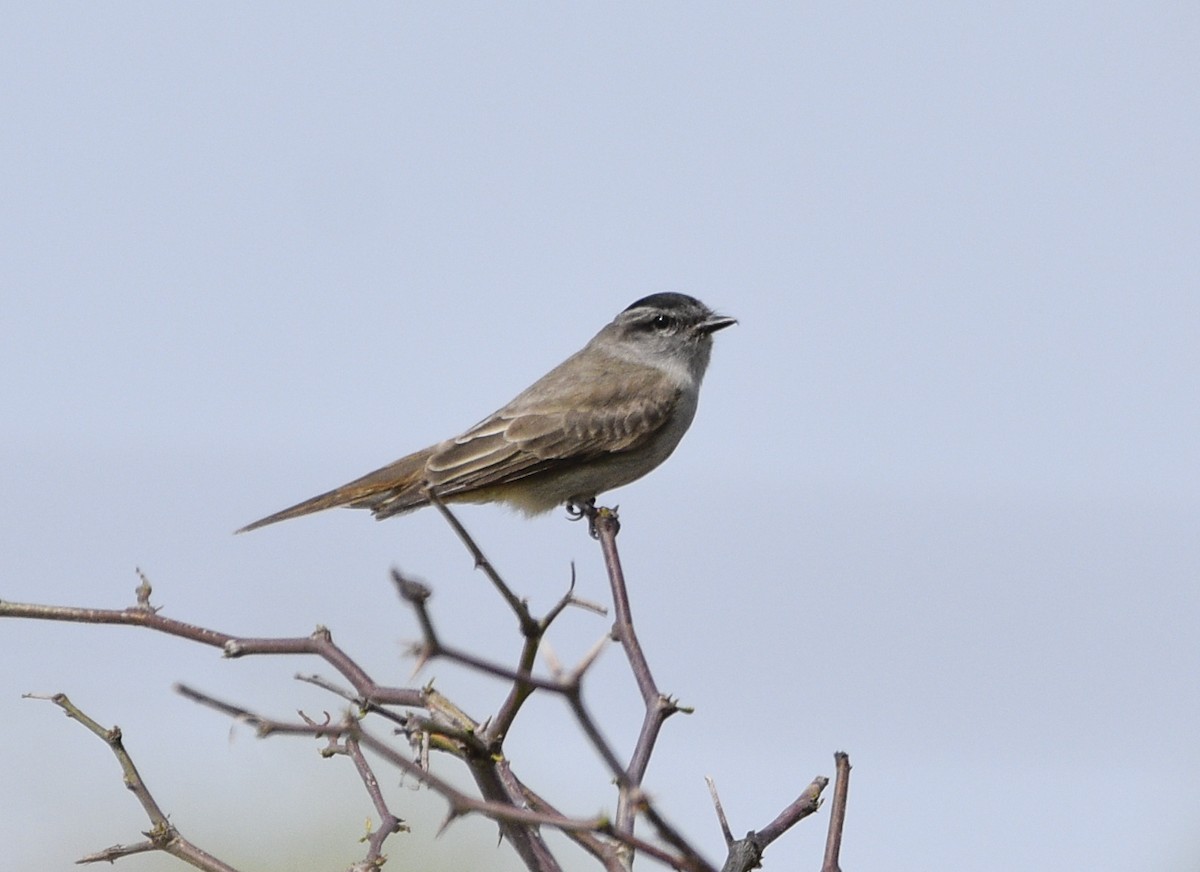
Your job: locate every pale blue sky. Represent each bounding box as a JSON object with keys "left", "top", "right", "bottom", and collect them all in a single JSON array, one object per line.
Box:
[{"left": 2, "top": 5, "right": 1198, "bottom": 871}]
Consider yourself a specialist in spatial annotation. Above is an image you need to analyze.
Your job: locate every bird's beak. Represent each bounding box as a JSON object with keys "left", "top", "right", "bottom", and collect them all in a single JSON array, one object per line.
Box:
[{"left": 698, "top": 313, "right": 738, "bottom": 334}]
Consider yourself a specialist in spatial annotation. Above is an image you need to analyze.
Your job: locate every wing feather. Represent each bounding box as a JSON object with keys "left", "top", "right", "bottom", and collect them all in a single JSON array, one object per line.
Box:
[{"left": 422, "top": 371, "right": 679, "bottom": 498}]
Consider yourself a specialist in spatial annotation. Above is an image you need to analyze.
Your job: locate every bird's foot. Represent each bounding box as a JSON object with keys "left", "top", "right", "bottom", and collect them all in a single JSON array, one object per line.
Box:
[
  {"left": 566, "top": 498, "right": 619, "bottom": 539},
  {"left": 566, "top": 497, "right": 596, "bottom": 529}
]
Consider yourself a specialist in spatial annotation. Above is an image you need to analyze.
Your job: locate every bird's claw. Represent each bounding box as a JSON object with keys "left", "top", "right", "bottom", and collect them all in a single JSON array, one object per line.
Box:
[
  {"left": 566, "top": 497, "right": 596, "bottom": 530},
  {"left": 565, "top": 498, "right": 619, "bottom": 539}
]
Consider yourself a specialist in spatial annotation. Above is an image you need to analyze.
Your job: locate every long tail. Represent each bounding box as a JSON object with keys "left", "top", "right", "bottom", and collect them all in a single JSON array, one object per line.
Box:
[{"left": 236, "top": 448, "right": 432, "bottom": 533}]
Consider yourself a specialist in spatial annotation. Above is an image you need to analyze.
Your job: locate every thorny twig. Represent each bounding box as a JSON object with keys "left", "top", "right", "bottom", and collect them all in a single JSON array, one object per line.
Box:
[
  {"left": 0, "top": 585, "right": 424, "bottom": 710},
  {"left": 175, "top": 685, "right": 697, "bottom": 871},
  {"left": 713, "top": 774, "right": 830, "bottom": 872},
  {"left": 2, "top": 506, "right": 842, "bottom": 871},
  {"left": 26, "top": 693, "right": 240, "bottom": 872}
]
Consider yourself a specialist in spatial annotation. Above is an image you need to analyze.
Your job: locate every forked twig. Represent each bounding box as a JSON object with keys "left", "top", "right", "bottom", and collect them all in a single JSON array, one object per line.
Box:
[
  {"left": 27, "top": 693, "right": 239, "bottom": 872},
  {"left": 421, "top": 494, "right": 605, "bottom": 745},
  {"left": 4, "top": 505, "right": 845, "bottom": 872},
  {"left": 175, "top": 685, "right": 699, "bottom": 870},
  {"left": 716, "top": 775, "right": 829, "bottom": 872},
  {"left": 389, "top": 560, "right": 710, "bottom": 868}
]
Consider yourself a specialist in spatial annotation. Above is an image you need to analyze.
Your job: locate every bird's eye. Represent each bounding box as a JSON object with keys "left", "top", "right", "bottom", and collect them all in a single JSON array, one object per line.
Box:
[{"left": 650, "top": 314, "right": 673, "bottom": 331}]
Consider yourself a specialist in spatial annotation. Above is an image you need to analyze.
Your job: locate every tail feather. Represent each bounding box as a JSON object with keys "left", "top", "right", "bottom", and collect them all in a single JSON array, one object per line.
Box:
[{"left": 236, "top": 448, "right": 432, "bottom": 533}]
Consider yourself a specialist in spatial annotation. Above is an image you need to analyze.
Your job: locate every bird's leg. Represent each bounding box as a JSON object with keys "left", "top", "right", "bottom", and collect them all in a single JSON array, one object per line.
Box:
[
  {"left": 566, "top": 498, "right": 620, "bottom": 539},
  {"left": 565, "top": 497, "right": 600, "bottom": 538},
  {"left": 565, "top": 497, "right": 595, "bottom": 522}
]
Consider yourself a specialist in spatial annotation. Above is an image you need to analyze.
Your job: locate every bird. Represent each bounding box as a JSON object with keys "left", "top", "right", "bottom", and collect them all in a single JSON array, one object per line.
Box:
[{"left": 237, "top": 293, "right": 735, "bottom": 533}]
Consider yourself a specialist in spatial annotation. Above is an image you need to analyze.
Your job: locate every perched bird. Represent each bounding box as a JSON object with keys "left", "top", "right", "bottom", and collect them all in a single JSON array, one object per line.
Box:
[{"left": 238, "top": 293, "right": 735, "bottom": 533}]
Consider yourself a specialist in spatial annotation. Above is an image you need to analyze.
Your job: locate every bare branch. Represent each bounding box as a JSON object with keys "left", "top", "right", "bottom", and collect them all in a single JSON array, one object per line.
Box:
[
  {"left": 754, "top": 776, "right": 828, "bottom": 846},
  {"left": 507, "top": 771, "right": 628, "bottom": 872},
  {"left": 7, "top": 510, "right": 841, "bottom": 872},
  {"left": 593, "top": 511, "right": 658, "bottom": 706},
  {"left": 77, "top": 840, "right": 159, "bottom": 864},
  {"left": 426, "top": 490, "right": 539, "bottom": 635},
  {"left": 295, "top": 672, "right": 410, "bottom": 728},
  {"left": 705, "top": 776, "right": 734, "bottom": 847},
  {"left": 592, "top": 508, "right": 685, "bottom": 858},
  {"left": 388, "top": 562, "right": 698, "bottom": 869},
  {"left": 1, "top": 594, "right": 425, "bottom": 709},
  {"left": 820, "top": 752, "right": 851, "bottom": 872},
  {"left": 27, "top": 693, "right": 240, "bottom": 872},
  {"left": 342, "top": 735, "right": 410, "bottom": 864},
  {"left": 542, "top": 563, "right": 609, "bottom": 628},
  {"left": 719, "top": 776, "right": 830, "bottom": 872},
  {"left": 174, "top": 686, "right": 701, "bottom": 870},
  {"left": 422, "top": 498, "right": 600, "bottom": 749},
  {"left": 390, "top": 569, "right": 570, "bottom": 693}
]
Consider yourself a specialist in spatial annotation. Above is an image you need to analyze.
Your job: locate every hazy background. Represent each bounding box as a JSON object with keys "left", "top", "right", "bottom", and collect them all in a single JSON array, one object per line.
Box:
[{"left": 2, "top": 4, "right": 1197, "bottom": 870}]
